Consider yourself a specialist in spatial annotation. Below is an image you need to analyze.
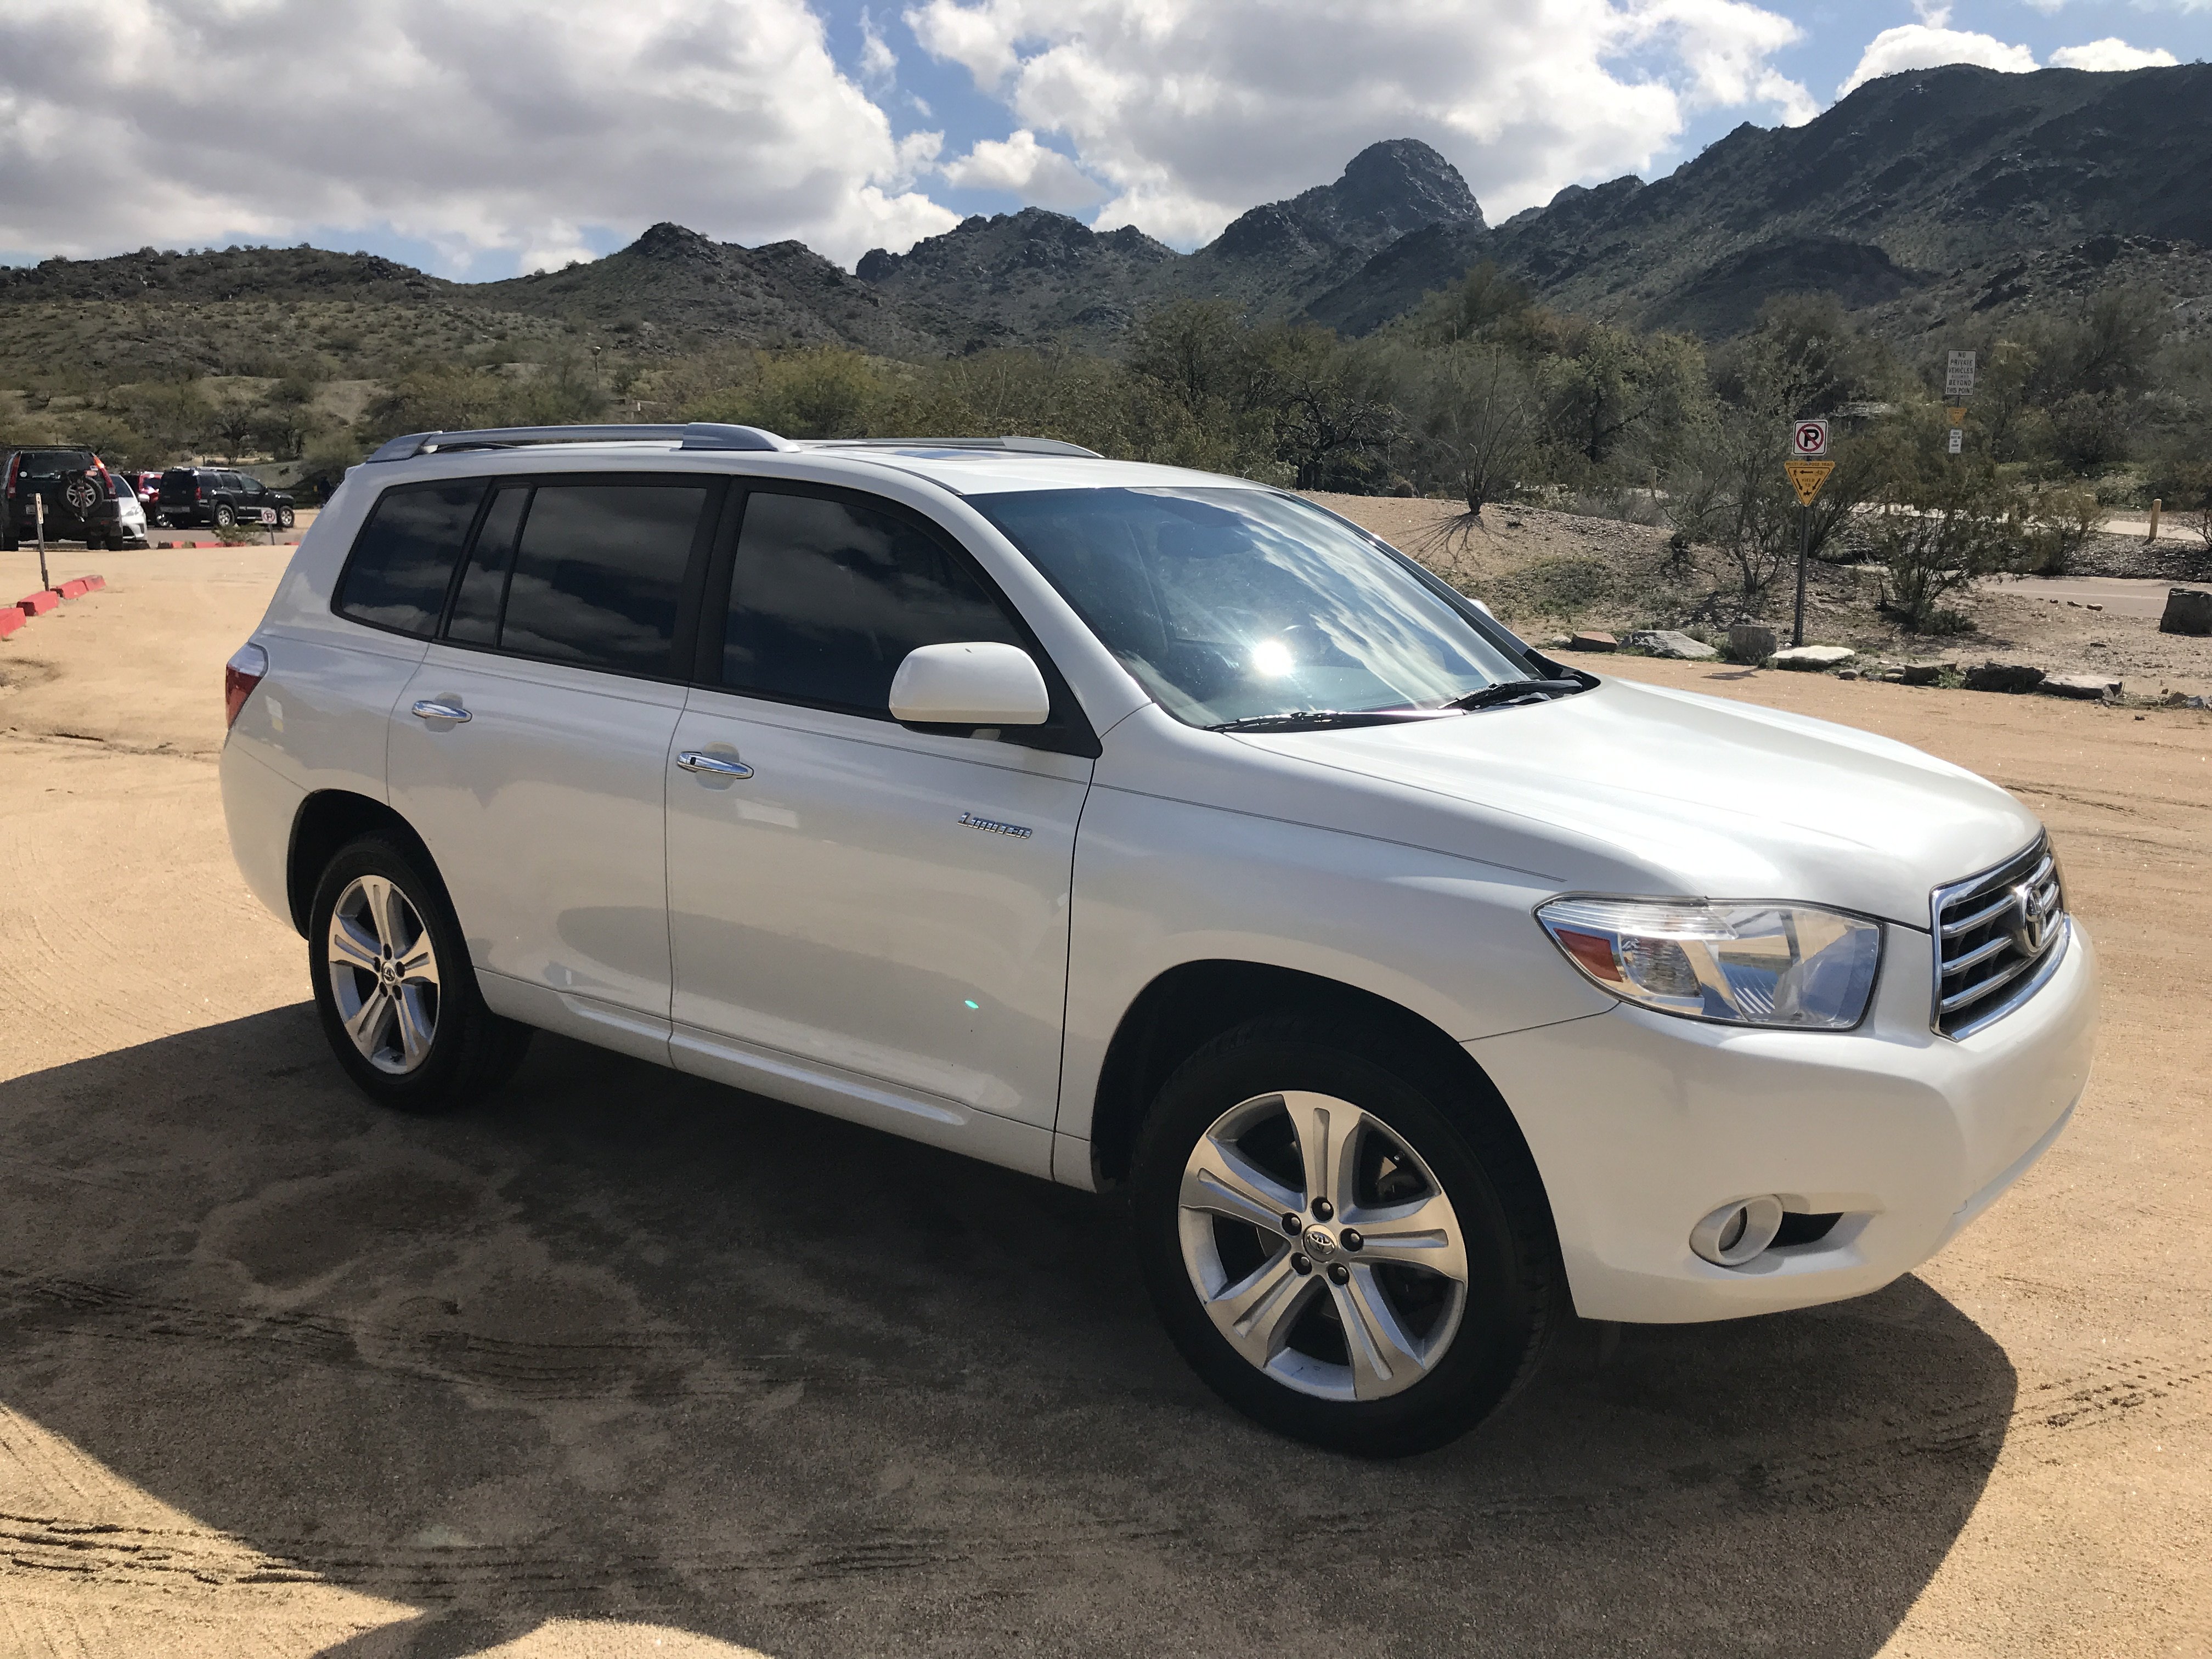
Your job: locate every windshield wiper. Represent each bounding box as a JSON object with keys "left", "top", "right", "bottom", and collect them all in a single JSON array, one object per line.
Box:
[
  {"left": 1447, "top": 678, "right": 1586, "bottom": 712},
  {"left": 1207, "top": 708, "right": 1447, "bottom": 733}
]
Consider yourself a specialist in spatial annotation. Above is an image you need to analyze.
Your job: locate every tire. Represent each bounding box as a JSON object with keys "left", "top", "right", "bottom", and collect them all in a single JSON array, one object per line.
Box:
[
  {"left": 277, "top": 506, "right": 295, "bottom": 529},
  {"left": 213, "top": 504, "right": 235, "bottom": 529},
  {"left": 307, "top": 834, "right": 531, "bottom": 1114},
  {"left": 1131, "top": 1017, "right": 1561, "bottom": 1457}
]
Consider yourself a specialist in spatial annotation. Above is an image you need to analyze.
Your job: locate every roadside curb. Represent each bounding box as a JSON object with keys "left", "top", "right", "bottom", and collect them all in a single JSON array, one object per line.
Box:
[
  {"left": 0, "top": 605, "right": 23, "bottom": 638},
  {"left": 18, "top": 590, "right": 59, "bottom": 616}
]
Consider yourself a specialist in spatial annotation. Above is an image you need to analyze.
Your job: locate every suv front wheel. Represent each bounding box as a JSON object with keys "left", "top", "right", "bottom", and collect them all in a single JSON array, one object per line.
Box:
[
  {"left": 308, "top": 835, "right": 531, "bottom": 1113},
  {"left": 1132, "top": 1018, "right": 1559, "bottom": 1456}
]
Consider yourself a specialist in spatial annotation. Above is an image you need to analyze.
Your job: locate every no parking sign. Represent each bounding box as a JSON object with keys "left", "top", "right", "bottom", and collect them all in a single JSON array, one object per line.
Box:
[{"left": 1790, "top": 420, "right": 1829, "bottom": 459}]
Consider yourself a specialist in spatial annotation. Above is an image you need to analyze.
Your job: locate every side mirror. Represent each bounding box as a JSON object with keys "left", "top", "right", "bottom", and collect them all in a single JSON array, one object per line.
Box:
[{"left": 889, "top": 642, "right": 1051, "bottom": 727}]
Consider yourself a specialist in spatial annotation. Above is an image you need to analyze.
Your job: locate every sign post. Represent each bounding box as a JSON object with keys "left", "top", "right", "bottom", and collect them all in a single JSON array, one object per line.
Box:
[
  {"left": 1786, "top": 421, "right": 1833, "bottom": 648},
  {"left": 32, "top": 493, "right": 49, "bottom": 594}
]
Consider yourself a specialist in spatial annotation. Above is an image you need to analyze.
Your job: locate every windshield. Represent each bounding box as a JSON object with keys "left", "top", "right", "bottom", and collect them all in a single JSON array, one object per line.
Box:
[{"left": 974, "top": 486, "right": 1544, "bottom": 727}]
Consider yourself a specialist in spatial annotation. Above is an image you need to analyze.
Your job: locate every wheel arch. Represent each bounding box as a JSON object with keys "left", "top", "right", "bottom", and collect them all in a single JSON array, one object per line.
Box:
[
  {"left": 1084, "top": 958, "right": 1548, "bottom": 1206},
  {"left": 285, "top": 789, "right": 443, "bottom": 937}
]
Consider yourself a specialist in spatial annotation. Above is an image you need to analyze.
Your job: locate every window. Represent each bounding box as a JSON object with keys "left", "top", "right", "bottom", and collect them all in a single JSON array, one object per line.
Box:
[
  {"left": 975, "top": 487, "right": 1540, "bottom": 728},
  {"left": 495, "top": 483, "right": 705, "bottom": 675},
  {"left": 443, "top": 484, "right": 527, "bottom": 646},
  {"left": 722, "top": 490, "right": 1023, "bottom": 713},
  {"left": 334, "top": 480, "right": 486, "bottom": 639}
]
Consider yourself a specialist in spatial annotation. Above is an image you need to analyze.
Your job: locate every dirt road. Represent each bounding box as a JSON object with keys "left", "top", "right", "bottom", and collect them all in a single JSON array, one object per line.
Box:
[{"left": 1, "top": 547, "right": 2207, "bottom": 1657}]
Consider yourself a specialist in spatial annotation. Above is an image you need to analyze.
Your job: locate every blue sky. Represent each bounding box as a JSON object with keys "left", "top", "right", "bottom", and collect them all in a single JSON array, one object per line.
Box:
[{"left": 2, "top": 0, "right": 2205, "bottom": 281}]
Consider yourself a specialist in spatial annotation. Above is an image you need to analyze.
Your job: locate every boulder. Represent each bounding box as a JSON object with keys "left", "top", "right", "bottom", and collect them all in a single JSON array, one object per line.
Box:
[
  {"left": 1565, "top": 631, "right": 1617, "bottom": 652},
  {"left": 2041, "top": 673, "right": 2120, "bottom": 701},
  {"left": 1728, "top": 622, "right": 1778, "bottom": 663},
  {"left": 1625, "top": 629, "right": 1719, "bottom": 661},
  {"left": 2160, "top": 588, "right": 2212, "bottom": 636},
  {"left": 1897, "top": 662, "right": 1954, "bottom": 686},
  {"left": 1771, "top": 645, "right": 1855, "bottom": 672},
  {"left": 1963, "top": 662, "right": 2045, "bottom": 694}
]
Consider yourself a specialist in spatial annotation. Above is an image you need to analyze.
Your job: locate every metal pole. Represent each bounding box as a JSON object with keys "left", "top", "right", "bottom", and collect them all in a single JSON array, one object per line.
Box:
[
  {"left": 33, "top": 494, "right": 49, "bottom": 592},
  {"left": 1791, "top": 501, "right": 1809, "bottom": 647}
]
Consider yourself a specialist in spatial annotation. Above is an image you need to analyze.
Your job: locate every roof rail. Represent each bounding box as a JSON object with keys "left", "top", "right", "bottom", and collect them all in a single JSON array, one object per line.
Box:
[
  {"left": 808, "top": 436, "right": 1103, "bottom": 459},
  {"left": 363, "top": 422, "right": 793, "bottom": 464}
]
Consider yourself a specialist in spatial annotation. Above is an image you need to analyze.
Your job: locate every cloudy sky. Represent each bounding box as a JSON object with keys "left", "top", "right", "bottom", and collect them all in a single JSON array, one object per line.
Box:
[{"left": 1, "top": 0, "right": 2203, "bottom": 279}]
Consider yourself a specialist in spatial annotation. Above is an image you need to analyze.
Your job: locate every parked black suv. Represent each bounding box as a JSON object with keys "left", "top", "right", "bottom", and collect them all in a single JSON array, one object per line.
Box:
[
  {"left": 157, "top": 467, "right": 296, "bottom": 531},
  {"left": 2, "top": 446, "right": 141, "bottom": 551}
]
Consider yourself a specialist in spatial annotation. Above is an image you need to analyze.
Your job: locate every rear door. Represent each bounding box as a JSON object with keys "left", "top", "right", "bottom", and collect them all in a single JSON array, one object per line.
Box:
[
  {"left": 664, "top": 484, "right": 1094, "bottom": 1148},
  {"left": 387, "top": 473, "right": 723, "bottom": 1058}
]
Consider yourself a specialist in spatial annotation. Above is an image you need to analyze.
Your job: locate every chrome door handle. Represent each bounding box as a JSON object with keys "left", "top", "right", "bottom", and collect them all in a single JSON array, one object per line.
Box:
[
  {"left": 676, "top": 750, "right": 753, "bottom": 778},
  {"left": 411, "top": 699, "right": 471, "bottom": 723}
]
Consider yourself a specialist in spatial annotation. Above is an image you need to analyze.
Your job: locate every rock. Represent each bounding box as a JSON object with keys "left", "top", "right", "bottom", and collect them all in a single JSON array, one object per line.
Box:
[
  {"left": 2041, "top": 673, "right": 2120, "bottom": 701},
  {"left": 2159, "top": 588, "right": 2212, "bottom": 636},
  {"left": 1963, "top": 662, "right": 2045, "bottom": 693},
  {"left": 1566, "top": 631, "right": 1617, "bottom": 652},
  {"left": 1837, "top": 668, "right": 1860, "bottom": 680},
  {"left": 1624, "top": 629, "right": 1718, "bottom": 661},
  {"left": 1771, "top": 645, "right": 1855, "bottom": 672},
  {"left": 1728, "top": 622, "right": 1778, "bottom": 663},
  {"left": 2160, "top": 690, "right": 2208, "bottom": 710},
  {"left": 1544, "top": 635, "right": 1571, "bottom": 648},
  {"left": 1898, "top": 662, "right": 1954, "bottom": 686}
]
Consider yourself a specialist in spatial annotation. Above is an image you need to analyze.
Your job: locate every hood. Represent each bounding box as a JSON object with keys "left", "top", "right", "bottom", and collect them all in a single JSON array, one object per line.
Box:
[{"left": 1241, "top": 677, "right": 2041, "bottom": 928}]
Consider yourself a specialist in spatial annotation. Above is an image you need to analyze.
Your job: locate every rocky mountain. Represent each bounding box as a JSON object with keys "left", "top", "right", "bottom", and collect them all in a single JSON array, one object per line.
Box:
[
  {"left": 472, "top": 222, "right": 939, "bottom": 356},
  {"left": 1308, "top": 63, "right": 2212, "bottom": 340},
  {"left": 851, "top": 138, "right": 1482, "bottom": 348},
  {"left": 6, "top": 65, "right": 2211, "bottom": 381}
]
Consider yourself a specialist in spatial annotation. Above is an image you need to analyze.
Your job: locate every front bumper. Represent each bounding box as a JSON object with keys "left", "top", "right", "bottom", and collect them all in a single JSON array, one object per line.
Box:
[{"left": 1470, "top": 919, "right": 2098, "bottom": 1323}]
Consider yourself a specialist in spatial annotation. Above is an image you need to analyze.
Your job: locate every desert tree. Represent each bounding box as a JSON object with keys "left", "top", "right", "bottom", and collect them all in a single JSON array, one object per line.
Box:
[{"left": 1405, "top": 343, "right": 1537, "bottom": 523}]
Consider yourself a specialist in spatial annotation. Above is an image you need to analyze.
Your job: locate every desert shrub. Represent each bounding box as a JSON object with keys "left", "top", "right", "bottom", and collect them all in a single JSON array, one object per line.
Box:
[
  {"left": 2019, "top": 486, "right": 2108, "bottom": 574},
  {"left": 1493, "top": 554, "right": 1616, "bottom": 620},
  {"left": 1865, "top": 470, "right": 2029, "bottom": 630}
]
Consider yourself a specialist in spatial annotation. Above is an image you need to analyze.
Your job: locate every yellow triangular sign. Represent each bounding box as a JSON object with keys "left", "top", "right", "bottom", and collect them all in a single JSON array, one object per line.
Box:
[
  {"left": 1785, "top": 459, "right": 1835, "bottom": 505},
  {"left": 1947, "top": 407, "right": 1967, "bottom": 427}
]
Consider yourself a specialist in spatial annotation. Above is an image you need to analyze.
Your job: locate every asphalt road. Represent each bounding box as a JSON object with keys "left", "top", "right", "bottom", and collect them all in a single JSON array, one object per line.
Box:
[{"left": 1, "top": 548, "right": 2207, "bottom": 1658}]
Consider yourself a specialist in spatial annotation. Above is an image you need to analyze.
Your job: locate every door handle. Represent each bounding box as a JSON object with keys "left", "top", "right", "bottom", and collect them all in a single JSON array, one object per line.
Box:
[
  {"left": 411, "top": 699, "right": 471, "bottom": 723},
  {"left": 677, "top": 750, "right": 754, "bottom": 779}
]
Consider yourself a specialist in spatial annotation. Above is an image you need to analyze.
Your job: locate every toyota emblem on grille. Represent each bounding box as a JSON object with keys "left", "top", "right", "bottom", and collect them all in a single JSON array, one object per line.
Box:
[{"left": 2009, "top": 881, "right": 2054, "bottom": 955}]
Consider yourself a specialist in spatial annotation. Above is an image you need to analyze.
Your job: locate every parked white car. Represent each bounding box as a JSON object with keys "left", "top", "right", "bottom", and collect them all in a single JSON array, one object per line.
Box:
[{"left": 219, "top": 424, "right": 2096, "bottom": 1453}]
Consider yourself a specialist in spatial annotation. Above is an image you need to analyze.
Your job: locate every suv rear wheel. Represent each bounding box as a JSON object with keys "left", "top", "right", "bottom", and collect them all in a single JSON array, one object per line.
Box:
[
  {"left": 1131, "top": 1017, "right": 1559, "bottom": 1455},
  {"left": 213, "top": 504, "right": 235, "bottom": 529},
  {"left": 308, "top": 834, "right": 531, "bottom": 1113}
]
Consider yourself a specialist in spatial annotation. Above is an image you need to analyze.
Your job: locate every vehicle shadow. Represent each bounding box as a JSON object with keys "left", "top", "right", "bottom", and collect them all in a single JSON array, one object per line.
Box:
[{"left": 0, "top": 1007, "right": 2017, "bottom": 1658}]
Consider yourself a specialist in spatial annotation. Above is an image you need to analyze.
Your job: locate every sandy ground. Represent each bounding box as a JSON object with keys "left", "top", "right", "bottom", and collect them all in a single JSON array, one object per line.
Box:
[
  {"left": 1, "top": 543, "right": 2209, "bottom": 1658},
  {"left": 1311, "top": 494, "right": 2212, "bottom": 701}
]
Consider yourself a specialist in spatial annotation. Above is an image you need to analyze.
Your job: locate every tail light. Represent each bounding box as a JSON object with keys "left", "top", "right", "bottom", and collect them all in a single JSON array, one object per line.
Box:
[
  {"left": 3, "top": 455, "right": 16, "bottom": 498},
  {"left": 224, "top": 642, "right": 268, "bottom": 730}
]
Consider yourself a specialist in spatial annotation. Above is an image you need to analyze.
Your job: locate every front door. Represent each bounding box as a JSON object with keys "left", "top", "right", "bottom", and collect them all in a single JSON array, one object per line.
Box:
[{"left": 665, "top": 486, "right": 1093, "bottom": 1132}]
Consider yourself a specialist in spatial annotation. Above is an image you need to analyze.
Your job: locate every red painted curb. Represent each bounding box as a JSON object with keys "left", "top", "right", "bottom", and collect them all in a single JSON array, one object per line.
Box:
[
  {"left": 80, "top": 574, "right": 106, "bottom": 590},
  {"left": 0, "top": 606, "right": 24, "bottom": 638},
  {"left": 58, "top": 578, "right": 88, "bottom": 600},
  {"left": 18, "top": 590, "right": 59, "bottom": 615}
]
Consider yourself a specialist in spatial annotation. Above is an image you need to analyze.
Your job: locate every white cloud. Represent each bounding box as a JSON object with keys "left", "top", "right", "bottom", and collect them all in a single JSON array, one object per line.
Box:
[
  {"left": 2048, "top": 38, "right": 2181, "bottom": 70},
  {"left": 0, "top": 0, "right": 958, "bottom": 273},
  {"left": 859, "top": 7, "right": 899, "bottom": 86},
  {"left": 1837, "top": 25, "right": 2040, "bottom": 96},
  {"left": 905, "top": 0, "right": 1817, "bottom": 245},
  {"left": 940, "top": 130, "right": 1108, "bottom": 211}
]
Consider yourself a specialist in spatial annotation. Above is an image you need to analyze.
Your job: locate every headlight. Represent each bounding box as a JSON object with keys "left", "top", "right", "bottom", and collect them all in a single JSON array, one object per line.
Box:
[{"left": 1538, "top": 897, "right": 1881, "bottom": 1030}]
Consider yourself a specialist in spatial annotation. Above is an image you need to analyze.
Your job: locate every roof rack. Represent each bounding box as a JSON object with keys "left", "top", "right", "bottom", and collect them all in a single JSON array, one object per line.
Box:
[
  {"left": 806, "top": 436, "right": 1103, "bottom": 459},
  {"left": 363, "top": 422, "right": 793, "bottom": 464}
]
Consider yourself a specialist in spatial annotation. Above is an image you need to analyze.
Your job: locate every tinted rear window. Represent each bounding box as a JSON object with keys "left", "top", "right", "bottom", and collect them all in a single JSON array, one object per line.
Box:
[
  {"left": 495, "top": 483, "right": 705, "bottom": 675},
  {"left": 18, "top": 450, "right": 94, "bottom": 477},
  {"left": 334, "top": 481, "right": 486, "bottom": 637},
  {"left": 722, "top": 490, "right": 1023, "bottom": 712}
]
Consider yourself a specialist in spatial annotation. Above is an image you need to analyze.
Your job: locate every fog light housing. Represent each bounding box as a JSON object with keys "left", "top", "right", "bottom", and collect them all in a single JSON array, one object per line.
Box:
[{"left": 1690, "top": 1195, "right": 1785, "bottom": 1267}]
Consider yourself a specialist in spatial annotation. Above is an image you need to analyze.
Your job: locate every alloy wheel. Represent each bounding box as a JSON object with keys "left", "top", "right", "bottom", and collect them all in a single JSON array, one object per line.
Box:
[
  {"left": 1177, "top": 1090, "right": 1469, "bottom": 1402},
  {"left": 326, "top": 874, "right": 441, "bottom": 1075}
]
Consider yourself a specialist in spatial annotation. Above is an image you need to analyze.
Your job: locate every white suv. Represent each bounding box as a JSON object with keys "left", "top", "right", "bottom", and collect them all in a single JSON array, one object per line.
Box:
[{"left": 219, "top": 423, "right": 2097, "bottom": 1454}]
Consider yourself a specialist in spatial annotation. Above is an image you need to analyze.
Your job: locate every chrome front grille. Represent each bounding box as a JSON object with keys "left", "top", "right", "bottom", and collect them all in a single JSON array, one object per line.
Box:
[{"left": 1931, "top": 837, "right": 2069, "bottom": 1039}]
